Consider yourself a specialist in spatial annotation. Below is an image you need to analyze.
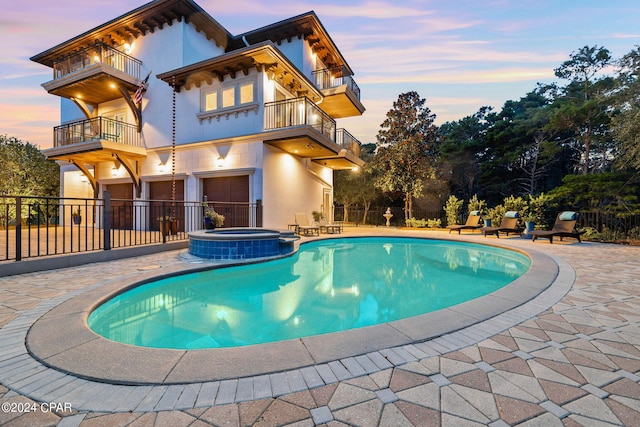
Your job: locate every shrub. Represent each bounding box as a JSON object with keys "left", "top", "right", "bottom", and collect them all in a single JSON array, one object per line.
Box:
[
  {"left": 467, "top": 194, "right": 487, "bottom": 215},
  {"left": 444, "top": 195, "right": 463, "bottom": 226},
  {"left": 405, "top": 218, "right": 441, "bottom": 228}
]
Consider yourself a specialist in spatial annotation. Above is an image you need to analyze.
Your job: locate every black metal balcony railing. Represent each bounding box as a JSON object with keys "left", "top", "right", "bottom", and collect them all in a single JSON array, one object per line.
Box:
[
  {"left": 312, "top": 66, "right": 361, "bottom": 100},
  {"left": 52, "top": 42, "right": 141, "bottom": 80},
  {"left": 336, "top": 129, "right": 361, "bottom": 157},
  {"left": 264, "top": 97, "right": 336, "bottom": 141},
  {"left": 53, "top": 117, "right": 141, "bottom": 148}
]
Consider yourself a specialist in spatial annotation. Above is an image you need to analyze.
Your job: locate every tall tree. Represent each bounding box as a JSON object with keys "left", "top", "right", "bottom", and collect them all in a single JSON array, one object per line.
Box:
[
  {"left": 610, "top": 47, "right": 640, "bottom": 170},
  {"left": 371, "top": 92, "right": 439, "bottom": 220},
  {"left": 438, "top": 106, "right": 494, "bottom": 201},
  {"left": 334, "top": 144, "right": 380, "bottom": 224},
  {"left": 553, "top": 45, "right": 613, "bottom": 174},
  {"left": 0, "top": 135, "right": 59, "bottom": 197}
]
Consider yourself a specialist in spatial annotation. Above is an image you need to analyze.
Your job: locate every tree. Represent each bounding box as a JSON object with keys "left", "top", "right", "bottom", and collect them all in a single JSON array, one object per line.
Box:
[
  {"left": 438, "top": 106, "right": 494, "bottom": 201},
  {"left": 553, "top": 45, "right": 613, "bottom": 174},
  {"left": 0, "top": 135, "right": 59, "bottom": 197},
  {"left": 372, "top": 92, "right": 439, "bottom": 220},
  {"left": 610, "top": 47, "right": 640, "bottom": 170},
  {"left": 334, "top": 143, "right": 380, "bottom": 224}
]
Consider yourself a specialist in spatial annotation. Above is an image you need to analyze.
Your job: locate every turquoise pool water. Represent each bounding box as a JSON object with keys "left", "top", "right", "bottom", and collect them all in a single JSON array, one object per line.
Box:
[{"left": 88, "top": 237, "right": 530, "bottom": 349}]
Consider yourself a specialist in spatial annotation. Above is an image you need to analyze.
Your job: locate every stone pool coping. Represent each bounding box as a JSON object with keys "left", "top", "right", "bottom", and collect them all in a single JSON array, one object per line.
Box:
[{"left": 25, "top": 234, "right": 561, "bottom": 386}]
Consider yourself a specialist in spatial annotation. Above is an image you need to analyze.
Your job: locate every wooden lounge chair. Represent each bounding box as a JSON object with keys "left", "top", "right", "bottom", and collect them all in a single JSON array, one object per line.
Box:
[
  {"left": 319, "top": 221, "right": 343, "bottom": 234},
  {"left": 482, "top": 211, "right": 524, "bottom": 238},
  {"left": 530, "top": 211, "right": 583, "bottom": 243},
  {"left": 294, "top": 213, "right": 320, "bottom": 236},
  {"left": 447, "top": 213, "right": 482, "bottom": 234}
]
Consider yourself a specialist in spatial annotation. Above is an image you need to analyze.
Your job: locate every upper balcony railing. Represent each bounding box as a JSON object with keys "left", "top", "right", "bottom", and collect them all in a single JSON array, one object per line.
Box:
[
  {"left": 264, "top": 97, "right": 336, "bottom": 141},
  {"left": 52, "top": 43, "right": 141, "bottom": 80},
  {"left": 312, "top": 66, "right": 361, "bottom": 100},
  {"left": 336, "top": 129, "right": 361, "bottom": 157},
  {"left": 54, "top": 117, "right": 141, "bottom": 148}
]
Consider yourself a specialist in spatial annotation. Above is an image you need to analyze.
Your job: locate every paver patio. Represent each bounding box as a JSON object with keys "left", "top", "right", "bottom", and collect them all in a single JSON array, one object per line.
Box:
[{"left": 1, "top": 228, "right": 638, "bottom": 426}]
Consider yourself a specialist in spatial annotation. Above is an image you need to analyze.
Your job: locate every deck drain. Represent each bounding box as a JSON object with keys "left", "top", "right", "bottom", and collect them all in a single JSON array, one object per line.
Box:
[{"left": 137, "top": 265, "right": 162, "bottom": 271}]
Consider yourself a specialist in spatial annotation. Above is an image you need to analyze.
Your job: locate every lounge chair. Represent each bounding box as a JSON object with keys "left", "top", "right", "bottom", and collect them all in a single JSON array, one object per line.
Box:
[
  {"left": 447, "top": 211, "right": 483, "bottom": 234},
  {"left": 530, "top": 211, "right": 583, "bottom": 243},
  {"left": 482, "top": 211, "right": 524, "bottom": 238},
  {"left": 294, "top": 213, "right": 320, "bottom": 236},
  {"left": 319, "top": 221, "right": 343, "bottom": 234}
]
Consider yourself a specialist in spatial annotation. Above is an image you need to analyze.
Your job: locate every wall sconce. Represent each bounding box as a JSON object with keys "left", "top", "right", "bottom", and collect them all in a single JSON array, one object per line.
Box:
[
  {"left": 112, "top": 166, "right": 119, "bottom": 177},
  {"left": 124, "top": 42, "right": 132, "bottom": 53},
  {"left": 80, "top": 174, "right": 88, "bottom": 183},
  {"left": 217, "top": 155, "right": 225, "bottom": 168},
  {"left": 158, "top": 162, "right": 166, "bottom": 174}
]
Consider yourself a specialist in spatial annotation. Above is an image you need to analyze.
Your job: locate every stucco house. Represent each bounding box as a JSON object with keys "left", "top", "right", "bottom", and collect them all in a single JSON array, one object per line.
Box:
[{"left": 31, "top": 0, "right": 364, "bottom": 230}]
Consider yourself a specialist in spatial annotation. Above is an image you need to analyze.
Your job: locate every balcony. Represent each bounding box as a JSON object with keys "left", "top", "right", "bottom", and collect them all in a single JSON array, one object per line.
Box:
[
  {"left": 336, "top": 129, "right": 361, "bottom": 157},
  {"left": 42, "top": 43, "right": 142, "bottom": 105},
  {"left": 312, "top": 66, "right": 365, "bottom": 119},
  {"left": 263, "top": 97, "right": 364, "bottom": 170},
  {"left": 44, "top": 117, "right": 146, "bottom": 164}
]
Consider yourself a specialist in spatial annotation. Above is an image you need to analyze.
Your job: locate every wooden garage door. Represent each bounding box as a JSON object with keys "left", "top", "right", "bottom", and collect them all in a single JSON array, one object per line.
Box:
[
  {"left": 149, "top": 180, "right": 184, "bottom": 231},
  {"left": 203, "top": 176, "right": 249, "bottom": 227},
  {"left": 107, "top": 183, "right": 133, "bottom": 230}
]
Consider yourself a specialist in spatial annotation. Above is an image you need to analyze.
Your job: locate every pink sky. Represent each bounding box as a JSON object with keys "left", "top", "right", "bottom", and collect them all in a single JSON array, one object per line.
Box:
[{"left": 3, "top": 0, "right": 640, "bottom": 148}]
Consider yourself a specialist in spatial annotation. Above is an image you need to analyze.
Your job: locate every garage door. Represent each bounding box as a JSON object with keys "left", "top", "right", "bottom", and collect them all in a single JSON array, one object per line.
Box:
[
  {"left": 203, "top": 176, "right": 249, "bottom": 227},
  {"left": 107, "top": 183, "right": 133, "bottom": 230},
  {"left": 149, "top": 180, "right": 184, "bottom": 232}
]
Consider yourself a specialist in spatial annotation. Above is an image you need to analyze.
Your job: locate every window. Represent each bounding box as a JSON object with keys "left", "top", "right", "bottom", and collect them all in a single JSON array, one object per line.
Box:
[
  {"left": 240, "top": 82, "right": 254, "bottom": 104},
  {"left": 205, "top": 92, "right": 217, "bottom": 111},
  {"left": 202, "top": 80, "right": 256, "bottom": 113},
  {"left": 222, "top": 87, "right": 235, "bottom": 108}
]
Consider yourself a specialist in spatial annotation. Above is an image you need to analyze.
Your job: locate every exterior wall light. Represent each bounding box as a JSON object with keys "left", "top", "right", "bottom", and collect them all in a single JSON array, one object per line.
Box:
[{"left": 217, "top": 156, "right": 225, "bottom": 168}]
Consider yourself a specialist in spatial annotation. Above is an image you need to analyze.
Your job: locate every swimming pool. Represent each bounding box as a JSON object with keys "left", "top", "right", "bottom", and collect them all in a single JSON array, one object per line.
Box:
[{"left": 88, "top": 237, "right": 530, "bottom": 349}]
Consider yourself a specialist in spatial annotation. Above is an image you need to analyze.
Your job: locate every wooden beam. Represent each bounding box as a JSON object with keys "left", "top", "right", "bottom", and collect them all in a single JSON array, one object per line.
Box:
[
  {"left": 70, "top": 98, "right": 97, "bottom": 120},
  {"left": 117, "top": 86, "right": 142, "bottom": 132},
  {"left": 70, "top": 160, "right": 98, "bottom": 198},
  {"left": 114, "top": 154, "right": 141, "bottom": 198}
]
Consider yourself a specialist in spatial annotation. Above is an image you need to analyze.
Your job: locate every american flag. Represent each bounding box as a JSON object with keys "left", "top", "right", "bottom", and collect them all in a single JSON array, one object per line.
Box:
[{"left": 134, "top": 71, "right": 151, "bottom": 105}]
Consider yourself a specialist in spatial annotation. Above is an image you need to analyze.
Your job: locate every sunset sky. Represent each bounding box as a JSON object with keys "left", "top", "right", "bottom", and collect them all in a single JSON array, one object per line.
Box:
[{"left": 3, "top": 0, "right": 639, "bottom": 148}]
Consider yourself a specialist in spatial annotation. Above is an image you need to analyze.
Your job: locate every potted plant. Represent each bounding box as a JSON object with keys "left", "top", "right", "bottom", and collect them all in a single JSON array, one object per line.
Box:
[
  {"left": 71, "top": 207, "right": 82, "bottom": 225},
  {"left": 157, "top": 215, "right": 177, "bottom": 235},
  {"left": 523, "top": 193, "right": 549, "bottom": 238},
  {"left": 312, "top": 210, "right": 324, "bottom": 224},
  {"left": 204, "top": 206, "right": 224, "bottom": 229},
  {"left": 522, "top": 212, "right": 537, "bottom": 238}
]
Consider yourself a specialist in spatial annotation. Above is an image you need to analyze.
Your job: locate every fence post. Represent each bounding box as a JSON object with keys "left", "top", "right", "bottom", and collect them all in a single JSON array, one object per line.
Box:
[
  {"left": 15, "top": 197, "right": 22, "bottom": 261},
  {"left": 256, "top": 200, "right": 262, "bottom": 227},
  {"left": 162, "top": 201, "right": 167, "bottom": 244},
  {"left": 103, "top": 191, "right": 111, "bottom": 250}
]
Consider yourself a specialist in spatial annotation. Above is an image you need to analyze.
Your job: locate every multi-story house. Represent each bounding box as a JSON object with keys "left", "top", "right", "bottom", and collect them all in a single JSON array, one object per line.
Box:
[{"left": 31, "top": 0, "right": 364, "bottom": 230}]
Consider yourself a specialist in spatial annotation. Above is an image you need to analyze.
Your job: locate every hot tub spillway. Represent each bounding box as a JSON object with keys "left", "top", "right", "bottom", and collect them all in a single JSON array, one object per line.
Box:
[{"left": 188, "top": 228, "right": 298, "bottom": 260}]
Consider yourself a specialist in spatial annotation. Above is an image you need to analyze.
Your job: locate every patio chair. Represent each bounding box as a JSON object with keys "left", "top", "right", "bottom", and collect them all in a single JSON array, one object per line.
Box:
[
  {"left": 447, "top": 211, "right": 483, "bottom": 234},
  {"left": 294, "top": 213, "right": 320, "bottom": 236},
  {"left": 319, "top": 221, "right": 343, "bottom": 234},
  {"left": 482, "top": 211, "right": 524, "bottom": 238},
  {"left": 530, "top": 211, "right": 583, "bottom": 243}
]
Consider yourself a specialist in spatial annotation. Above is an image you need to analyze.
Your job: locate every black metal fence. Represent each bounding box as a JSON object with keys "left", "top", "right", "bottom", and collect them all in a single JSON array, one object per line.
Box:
[
  {"left": 0, "top": 194, "right": 262, "bottom": 262},
  {"left": 578, "top": 211, "right": 640, "bottom": 239},
  {"left": 336, "top": 205, "right": 640, "bottom": 237}
]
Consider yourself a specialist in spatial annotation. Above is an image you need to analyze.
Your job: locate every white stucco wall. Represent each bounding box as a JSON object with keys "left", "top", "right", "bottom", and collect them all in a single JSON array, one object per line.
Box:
[{"left": 261, "top": 144, "right": 332, "bottom": 229}]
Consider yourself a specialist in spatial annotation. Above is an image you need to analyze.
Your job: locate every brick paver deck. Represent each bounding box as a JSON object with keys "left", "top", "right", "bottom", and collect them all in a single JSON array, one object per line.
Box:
[{"left": 1, "top": 228, "right": 638, "bottom": 426}]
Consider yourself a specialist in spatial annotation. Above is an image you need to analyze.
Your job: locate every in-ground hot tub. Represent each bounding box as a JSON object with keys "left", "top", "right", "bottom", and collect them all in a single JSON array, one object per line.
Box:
[{"left": 188, "top": 227, "right": 298, "bottom": 260}]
